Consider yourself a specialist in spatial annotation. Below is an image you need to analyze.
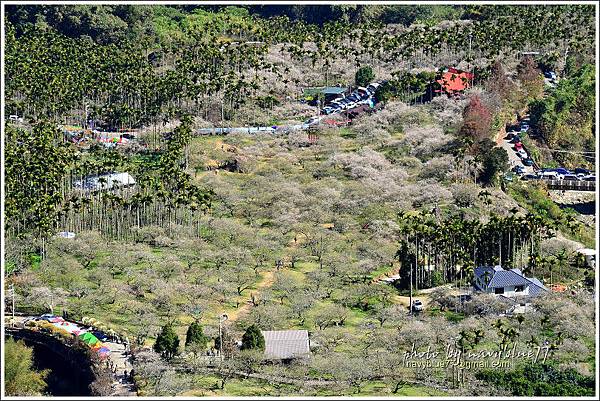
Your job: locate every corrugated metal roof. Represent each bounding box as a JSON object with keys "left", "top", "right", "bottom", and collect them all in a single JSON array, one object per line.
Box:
[
  {"left": 262, "top": 330, "right": 310, "bottom": 360},
  {"left": 474, "top": 266, "right": 548, "bottom": 295},
  {"left": 488, "top": 270, "right": 531, "bottom": 288}
]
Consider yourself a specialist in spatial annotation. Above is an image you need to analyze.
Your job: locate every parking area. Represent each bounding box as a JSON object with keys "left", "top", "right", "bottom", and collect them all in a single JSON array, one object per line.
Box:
[
  {"left": 319, "top": 81, "right": 382, "bottom": 117},
  {"left": 501, "top": 115, "right": 536, "bottom": 178},
  {"left": 500, "top": 114, "right": 595, "bottom": 185}
]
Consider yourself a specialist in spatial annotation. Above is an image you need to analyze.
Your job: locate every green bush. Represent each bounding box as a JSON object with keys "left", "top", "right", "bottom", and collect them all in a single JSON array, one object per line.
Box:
[
  {"left": 241, "top": 324, "right": 265, "bottom": 351},
  {"left": 444, "top": 311, "right": 464, "bottom": 323},
  {"left": 476, "top": 362, "right": 594, "bottom": 396},
  {"left": 355, "top": 66, "right": 375, "bottom": 87}
]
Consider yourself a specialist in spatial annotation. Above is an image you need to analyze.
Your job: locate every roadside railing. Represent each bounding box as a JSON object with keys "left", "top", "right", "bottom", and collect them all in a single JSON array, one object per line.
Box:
[{"left": 545, "top": 179, "right": 596, "bottom": 192}]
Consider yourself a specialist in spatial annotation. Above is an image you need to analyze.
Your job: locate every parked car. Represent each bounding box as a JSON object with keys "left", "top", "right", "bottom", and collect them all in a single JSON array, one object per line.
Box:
[
  {"left": 517, "top": 150, "right": 528, "bottom": 159},
  {"left": 510, "top": 135, "right": 521, "bottom": 144},
  {"left": 9, "top": 114, "right": 24, "bottom": 123},
  {"left": 367, "top": 83, "right": 380, "bottom": 93},
  {"left": 512, "top": 165, "right": 525, "bottom": 175},
  {"left": 563, "top": 174, "right": 581, "bottom": 181},
  {"left": 504, "top": 172, "right": 514, "bottom": 182},
  {"left": 522, "top": 158, "right": 535, "bottom": 166},
  {"left": 412, "top": 299, "right": 424, "bottom": 312},
  {"left": 520, "top": 124, "right": 530, "bottom": 132},
  {"left": 574, "top": 168, "right": 591, "bottom": 176},
  {"left": 514, "top": 142, "right": 523, "bottom": 150},
  {"left": 540, "top": 171, "right": 562, "bottom": 180},
  {"left": 522, "top": 173, "right": 540, "bottom": 180},
  {"left": 549, "top": 167, "right": 572, "bottom": 175},
  {"left": 505, "top": 133, "right": 514, "bottom": 140},
  {"left": 584, "top": 175, "right": 596, "bottom": 182}
]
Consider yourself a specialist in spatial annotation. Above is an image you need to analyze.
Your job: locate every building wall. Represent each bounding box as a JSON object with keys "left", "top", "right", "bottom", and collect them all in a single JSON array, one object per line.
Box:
[{"left": 489, "top": 284, "right": 530, "bottom": 297}]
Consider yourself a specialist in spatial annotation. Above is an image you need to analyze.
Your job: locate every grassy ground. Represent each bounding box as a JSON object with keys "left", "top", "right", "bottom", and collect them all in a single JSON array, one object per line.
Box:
[{"left": 178, "top": 374, "right": 446, "bottom": 397}]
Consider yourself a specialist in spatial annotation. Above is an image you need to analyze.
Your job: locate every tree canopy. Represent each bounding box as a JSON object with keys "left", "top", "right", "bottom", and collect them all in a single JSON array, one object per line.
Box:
[
  {"left": 4, "top": 338, "right": 48, "bottom": 396},
  {"left": 241, "top": 324, "right": 265, "bottom": 351}
]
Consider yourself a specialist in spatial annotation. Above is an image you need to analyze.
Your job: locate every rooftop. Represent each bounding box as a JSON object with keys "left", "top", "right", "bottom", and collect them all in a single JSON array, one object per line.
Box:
[
  {"left": 262, "top": 330, "right": 310, "bottom": 360},
  {"left": 436, "top": 68, "right": 474, "bottom": 93},
  {"left": 474, "top": 266, "right": 548, "bottom": 295}
]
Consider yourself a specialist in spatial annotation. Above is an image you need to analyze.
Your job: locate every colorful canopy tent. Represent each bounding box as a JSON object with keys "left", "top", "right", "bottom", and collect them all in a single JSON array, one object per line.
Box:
[
  {"left": 91, "top": 330, "right": 109, "bottom": 341},
  {"left": 41, "top": 314, "right": 64, "bottom": 323},
  {"left": 90, "top": 342, "right": 104, "bottom": 350},
  {"left": 79, "top": 332, "right": 101, "bottom": 346},
  {"left": 52, "top": 321, "right": 86, "bottom": 335},
  {"left": 98, "top": 347, "right": 111, "bottom": 359}
]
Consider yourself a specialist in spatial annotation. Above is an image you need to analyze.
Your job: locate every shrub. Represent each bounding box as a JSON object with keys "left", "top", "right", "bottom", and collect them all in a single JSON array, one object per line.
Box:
[
  {"left": 355, "top": 66, "right": 375, "bottom": 87},
  {"left": 241, "top": 324, "right": 265, "bottom": 351}
]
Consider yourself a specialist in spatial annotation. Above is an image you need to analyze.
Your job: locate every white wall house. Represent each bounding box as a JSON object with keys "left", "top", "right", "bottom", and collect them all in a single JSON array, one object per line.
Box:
[{"left": 474, "top": 266, "right": 547, "bottom": 298}]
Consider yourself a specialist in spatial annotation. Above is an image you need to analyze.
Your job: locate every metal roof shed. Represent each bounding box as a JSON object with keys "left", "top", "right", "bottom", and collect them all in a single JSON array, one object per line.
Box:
[{"left": 262, "top": 330, "right": 310, "bottom": 360}]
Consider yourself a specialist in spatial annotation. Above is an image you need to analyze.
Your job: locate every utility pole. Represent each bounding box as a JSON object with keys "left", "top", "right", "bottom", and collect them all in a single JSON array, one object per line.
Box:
[
  {"left": 409, "top": 263, "right": 413, "bottom": 316},
  {"left": 316, "top": 98, "right": 321, "bottom": 126},
  {"left": 468, "top": 32, "right": 474, "bottom": 87},
  {"left": 11, "top": 283, "right": 15, "bottom": 319},
  {"left": 218, "top": 314, "right": 228, "bottom": 360}
]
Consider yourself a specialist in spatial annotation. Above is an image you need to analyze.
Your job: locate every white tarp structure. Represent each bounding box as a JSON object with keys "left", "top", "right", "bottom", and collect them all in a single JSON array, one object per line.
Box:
[{"left": 74, "top": 172, "right": 136, "bottom": 191}]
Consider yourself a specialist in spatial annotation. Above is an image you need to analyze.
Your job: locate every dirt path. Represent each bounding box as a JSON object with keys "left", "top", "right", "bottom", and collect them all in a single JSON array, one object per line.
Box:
[
  {"left": 384, "top": 284, "right": 461, "bottom": 309},
  {"left": 104, "top": 341, "right": 136, "bottom": 396},
  {"left": 226, "top": 268, "right": 278, "bottom": 323}
]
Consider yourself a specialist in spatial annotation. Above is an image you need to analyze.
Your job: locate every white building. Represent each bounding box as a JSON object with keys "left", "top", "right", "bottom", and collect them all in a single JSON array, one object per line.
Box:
[
  {"left": 74, "top": 172, "right": 136, "bottom": 191},
  {"left": 473, "top": 266, "right": 547, "bottom": 298},
  {"left": 577, "top": 248, "right": 596, "bottom": 269}
]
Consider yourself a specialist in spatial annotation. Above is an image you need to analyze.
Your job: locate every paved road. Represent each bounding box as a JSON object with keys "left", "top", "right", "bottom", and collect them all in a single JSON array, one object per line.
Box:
[
  {"left": 194, "top": 115, "right": 328, "bottom": 136},
  {"left": 499, "top": 129, "right": 534, "bottom": 174}
]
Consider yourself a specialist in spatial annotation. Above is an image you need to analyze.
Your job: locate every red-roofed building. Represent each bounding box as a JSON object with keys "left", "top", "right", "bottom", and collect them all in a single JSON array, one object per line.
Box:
[{"left": 435, "top": 68, "right": 474, "bottom": 95}]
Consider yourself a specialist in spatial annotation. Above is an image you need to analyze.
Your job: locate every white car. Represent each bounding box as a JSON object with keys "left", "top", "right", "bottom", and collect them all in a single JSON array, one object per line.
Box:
[
  {"left": 539, "top": 171, "right": 562, "bottom": 180},
  {"left": 412, "top": 299, "right": 424, "bottom": 312},
  {"left": 517, "top": 150, "right": 528, "bottom": 159}
]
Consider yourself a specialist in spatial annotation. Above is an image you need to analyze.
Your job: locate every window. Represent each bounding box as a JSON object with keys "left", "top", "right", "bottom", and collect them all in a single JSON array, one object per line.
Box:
[
  {"left": 494, "top": 287, "right": 504, "bottom": 295},
  {"left": 515, "top": 285, "right": 525, "bottom": 292}
]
